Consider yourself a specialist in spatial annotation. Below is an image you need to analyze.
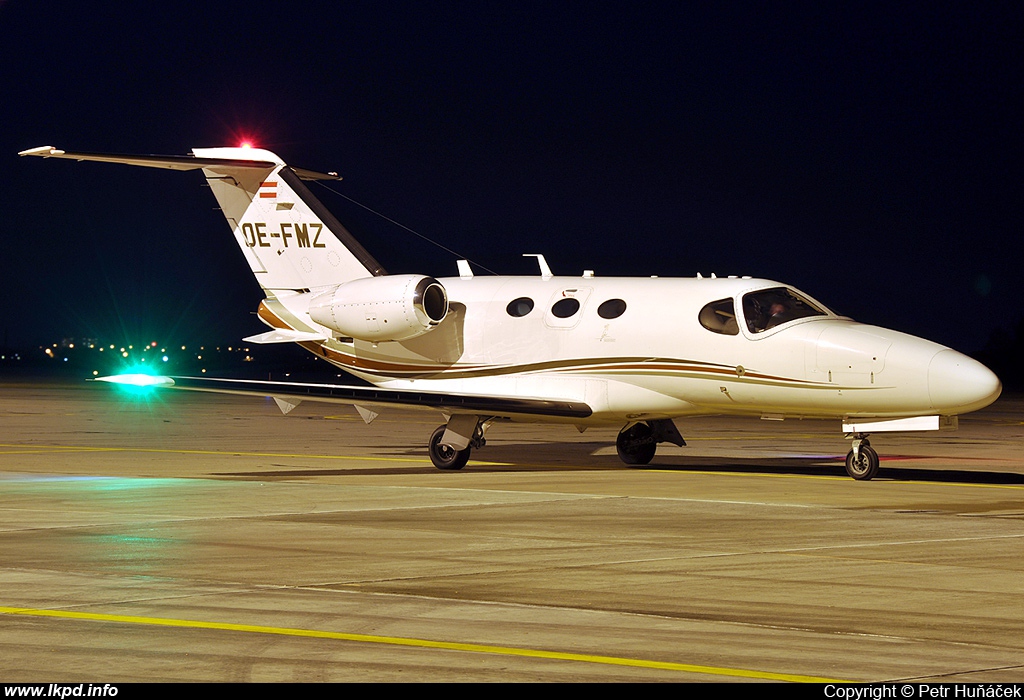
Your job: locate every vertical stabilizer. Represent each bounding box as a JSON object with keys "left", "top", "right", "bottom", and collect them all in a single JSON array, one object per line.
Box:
[{"left": 192, "top": 147, "right": 385, "bottom": 291}]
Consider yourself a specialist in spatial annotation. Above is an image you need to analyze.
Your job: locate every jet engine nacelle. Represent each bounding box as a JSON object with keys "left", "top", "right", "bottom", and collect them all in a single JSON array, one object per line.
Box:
[{"left": 309, "top": 274, "right": 449, "bottom": 342}]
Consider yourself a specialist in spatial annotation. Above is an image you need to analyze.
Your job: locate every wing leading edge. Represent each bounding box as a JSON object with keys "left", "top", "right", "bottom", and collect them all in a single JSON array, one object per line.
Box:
[{"left": 96, "top": 375, "right": 593, "bottom": 420}]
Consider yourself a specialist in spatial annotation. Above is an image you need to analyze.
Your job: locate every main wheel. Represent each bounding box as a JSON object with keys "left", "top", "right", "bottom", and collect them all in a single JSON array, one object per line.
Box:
[
  {"left": 429, "top": 425, "right": 471, "bottom": 470},
  {"left": 616, "top": 422, "right": 657, "bottom": 465},
  {"left": 845, "top": 445, "right": 879, "bottom": 480}
]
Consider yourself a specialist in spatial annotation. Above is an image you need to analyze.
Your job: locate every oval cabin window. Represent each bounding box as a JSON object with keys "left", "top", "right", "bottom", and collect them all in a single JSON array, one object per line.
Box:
[
  {"left": 551, "top": 298, "right": 581, "bottom": 318},
  {"left": 597, "top": 299, "right": 627, "bottom": 319},
  {"left": 506, "top": 297, "right": 535, "bottom": 317}
]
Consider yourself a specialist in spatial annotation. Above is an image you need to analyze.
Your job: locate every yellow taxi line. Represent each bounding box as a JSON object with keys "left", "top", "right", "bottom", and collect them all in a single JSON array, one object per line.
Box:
[{"left": 0, "top": 605, "right": 845, "bottom": 682}]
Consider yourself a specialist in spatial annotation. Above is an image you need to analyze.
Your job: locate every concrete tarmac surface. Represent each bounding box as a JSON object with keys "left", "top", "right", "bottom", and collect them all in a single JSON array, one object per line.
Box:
[{"left": 1, "top": 379, "right": 1023, "bottom": 682}]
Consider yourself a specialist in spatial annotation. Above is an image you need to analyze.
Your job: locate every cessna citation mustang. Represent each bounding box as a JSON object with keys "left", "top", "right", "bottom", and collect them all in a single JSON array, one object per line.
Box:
[{"left": 21, "top": 145, "right": 1002, "bottom": 480}]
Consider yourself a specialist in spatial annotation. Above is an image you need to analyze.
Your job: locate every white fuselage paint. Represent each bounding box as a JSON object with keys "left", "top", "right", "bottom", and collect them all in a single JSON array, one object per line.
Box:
[{"left": 267, "top": 275, "right": 1001, "bottom": 426}]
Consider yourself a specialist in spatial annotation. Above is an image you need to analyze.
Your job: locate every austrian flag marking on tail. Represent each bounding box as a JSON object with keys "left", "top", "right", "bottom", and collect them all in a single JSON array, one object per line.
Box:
[{"left": 259, "top": 181, "right": 277, "bottom": 199}]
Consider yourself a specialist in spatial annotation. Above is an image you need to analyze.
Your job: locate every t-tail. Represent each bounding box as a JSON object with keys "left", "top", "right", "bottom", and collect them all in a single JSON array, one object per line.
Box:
[
  {"left": 19, "top": 145, "right": 386, "bottom": 293},
  {"left": 21, "top": 145, "right": 449, "bottom": 348}
]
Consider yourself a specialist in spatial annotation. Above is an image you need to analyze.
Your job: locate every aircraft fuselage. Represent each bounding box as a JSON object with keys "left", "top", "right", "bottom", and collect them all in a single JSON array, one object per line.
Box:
[{"left": 260, "top": 274, "right": 1000, "bottom": 425}]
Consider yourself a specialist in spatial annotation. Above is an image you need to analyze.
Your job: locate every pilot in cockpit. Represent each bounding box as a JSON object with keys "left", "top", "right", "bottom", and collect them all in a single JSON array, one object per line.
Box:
[{"left": 765, "top": 301, "right": 789, "bottom": 329}]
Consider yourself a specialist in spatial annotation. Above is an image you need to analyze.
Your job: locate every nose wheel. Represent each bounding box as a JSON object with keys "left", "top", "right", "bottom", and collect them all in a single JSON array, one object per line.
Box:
[{"left": 845, "top": 437, "right": 879, "bottom": 480}]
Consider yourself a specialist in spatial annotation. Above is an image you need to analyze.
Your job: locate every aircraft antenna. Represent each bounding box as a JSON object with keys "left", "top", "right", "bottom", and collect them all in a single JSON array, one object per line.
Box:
[{"left": 313, "top": 180, "right": 498, "bottom": 275}]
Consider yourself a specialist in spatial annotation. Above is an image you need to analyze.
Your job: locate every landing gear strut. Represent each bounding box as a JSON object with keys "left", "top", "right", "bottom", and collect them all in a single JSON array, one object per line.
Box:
[{"left": 845, "top": 434, "right": 879, "bottom": 480}]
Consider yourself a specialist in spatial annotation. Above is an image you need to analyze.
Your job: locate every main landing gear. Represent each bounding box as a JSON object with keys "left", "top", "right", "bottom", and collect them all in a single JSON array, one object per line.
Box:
[
  {"left": 615, "top": 419, "right": 686, "bottom": 466},
  {"left": 428, "top": 416, "right": 487, "bottom": 470},
  {"left": 427, "top": 416, "right": 688, "bottom": 471},
  {"left": 845, "top": 434, "right": 879, "bottom": 480},
  {"left": 428, "top": 426, "right": 471, "bottom": 470}
]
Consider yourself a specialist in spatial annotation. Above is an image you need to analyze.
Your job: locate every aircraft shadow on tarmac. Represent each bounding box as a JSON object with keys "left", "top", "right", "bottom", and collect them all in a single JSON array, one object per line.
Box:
[{"left": 215, "top": 440, "right": 1024, "bottom": 485}]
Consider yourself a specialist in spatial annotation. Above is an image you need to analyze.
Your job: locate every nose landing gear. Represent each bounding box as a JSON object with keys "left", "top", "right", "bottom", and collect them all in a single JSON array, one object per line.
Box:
[{"left": 845, "top": 435, "right": 879, "bottom": 480}]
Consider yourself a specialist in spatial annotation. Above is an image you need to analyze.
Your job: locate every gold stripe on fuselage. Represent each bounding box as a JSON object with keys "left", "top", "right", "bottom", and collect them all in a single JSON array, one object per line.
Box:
[{"left": 259, "top": 300, "right": 853, "bottom": 390}]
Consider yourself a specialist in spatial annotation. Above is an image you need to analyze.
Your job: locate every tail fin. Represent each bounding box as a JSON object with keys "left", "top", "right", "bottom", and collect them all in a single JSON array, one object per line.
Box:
[{"left": 19, "top": 146, "right": 385, "bottom": 291}]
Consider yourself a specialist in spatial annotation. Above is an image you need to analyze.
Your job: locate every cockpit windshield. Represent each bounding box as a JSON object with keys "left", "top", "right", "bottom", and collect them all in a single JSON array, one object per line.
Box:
[{"left": 742, "top": 287, "right": 828, "bottom": 333}]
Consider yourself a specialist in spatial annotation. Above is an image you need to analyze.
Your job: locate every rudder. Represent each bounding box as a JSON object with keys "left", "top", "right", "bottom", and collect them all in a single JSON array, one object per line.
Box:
[{"left": 193, "top": 147, "right": 385, "bottom": 292}]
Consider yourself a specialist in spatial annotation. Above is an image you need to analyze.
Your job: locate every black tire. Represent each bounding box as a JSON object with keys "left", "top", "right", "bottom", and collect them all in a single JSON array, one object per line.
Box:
[
  {"left": 845, "top": 445, "right": 879, "bottom": 480},
  {"left": 429, "top": 425, "right": 470, "bottom": 470},
  {"left": 616, "top": 422, "right": 657, "bottom": 465}
]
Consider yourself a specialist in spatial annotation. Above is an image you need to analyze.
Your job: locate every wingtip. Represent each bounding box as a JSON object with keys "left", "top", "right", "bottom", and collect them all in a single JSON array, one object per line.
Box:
[
  {"left": 18, "top": 146, "right": 64, "bottom": 157},
  {"left": 94, "top": 373, "right": 175, "bottom": 388}
]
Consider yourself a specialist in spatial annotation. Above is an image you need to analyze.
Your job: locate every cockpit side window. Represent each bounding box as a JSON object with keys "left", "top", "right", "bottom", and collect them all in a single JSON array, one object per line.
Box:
[
  {"left": 742, "top": 287, "right": 827, "bottom": 333},
  {"left": 699, "top": 298, "right": 739, "bottom": 336}
]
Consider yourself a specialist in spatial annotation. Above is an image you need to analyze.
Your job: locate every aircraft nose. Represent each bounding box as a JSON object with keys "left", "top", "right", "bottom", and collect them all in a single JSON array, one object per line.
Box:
[{"left": 928, "top": 349, "right": 1002, "bottom": 412}]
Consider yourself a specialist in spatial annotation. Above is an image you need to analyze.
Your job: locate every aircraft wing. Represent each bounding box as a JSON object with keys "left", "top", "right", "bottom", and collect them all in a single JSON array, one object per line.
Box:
[{"left": 96, "top": 375, "right": 593, "bottom": 420}]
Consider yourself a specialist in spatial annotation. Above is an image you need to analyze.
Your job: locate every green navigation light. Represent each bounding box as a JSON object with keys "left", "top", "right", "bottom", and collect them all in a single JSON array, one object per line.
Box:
[{"left": 95, "top": 373, "right": 175, "bottom": 388}]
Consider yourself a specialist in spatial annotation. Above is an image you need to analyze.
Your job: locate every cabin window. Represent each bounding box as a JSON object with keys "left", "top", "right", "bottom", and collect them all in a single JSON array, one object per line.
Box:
[
  {"left": 506, "top": 297, "right": 535, "bottom": 317},
  {"left": 597, "top": 298, "right": 627, "bottom": 319},
  {"left": 742, "top": 287, "right": 827, "bottom": 333},
  {"left": 699, "top": 298, "right": 739, "bottom": 335},
  {"left": 551, "top": 298, "right": 581, "bottom": 318}
]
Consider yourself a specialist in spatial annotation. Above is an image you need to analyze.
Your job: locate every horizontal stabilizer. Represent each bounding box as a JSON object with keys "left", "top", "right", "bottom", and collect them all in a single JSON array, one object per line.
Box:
[
  {"left": 18, "top": 146, "right": 341, "bottom": 181},
  {"left": 243, "top": 330, "right": 329, "bottom": 344}
]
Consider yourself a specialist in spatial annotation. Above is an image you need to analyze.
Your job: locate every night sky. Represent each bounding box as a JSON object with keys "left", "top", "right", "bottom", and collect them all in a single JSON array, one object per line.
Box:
[{"left": 2, "top": 2, "right": 1021, "bottom": 355}]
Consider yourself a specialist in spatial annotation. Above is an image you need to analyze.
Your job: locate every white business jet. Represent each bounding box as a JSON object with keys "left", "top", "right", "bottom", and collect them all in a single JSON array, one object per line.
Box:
[{"left": 20, "top": 145, "right": 1002, "bottom": 480}]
